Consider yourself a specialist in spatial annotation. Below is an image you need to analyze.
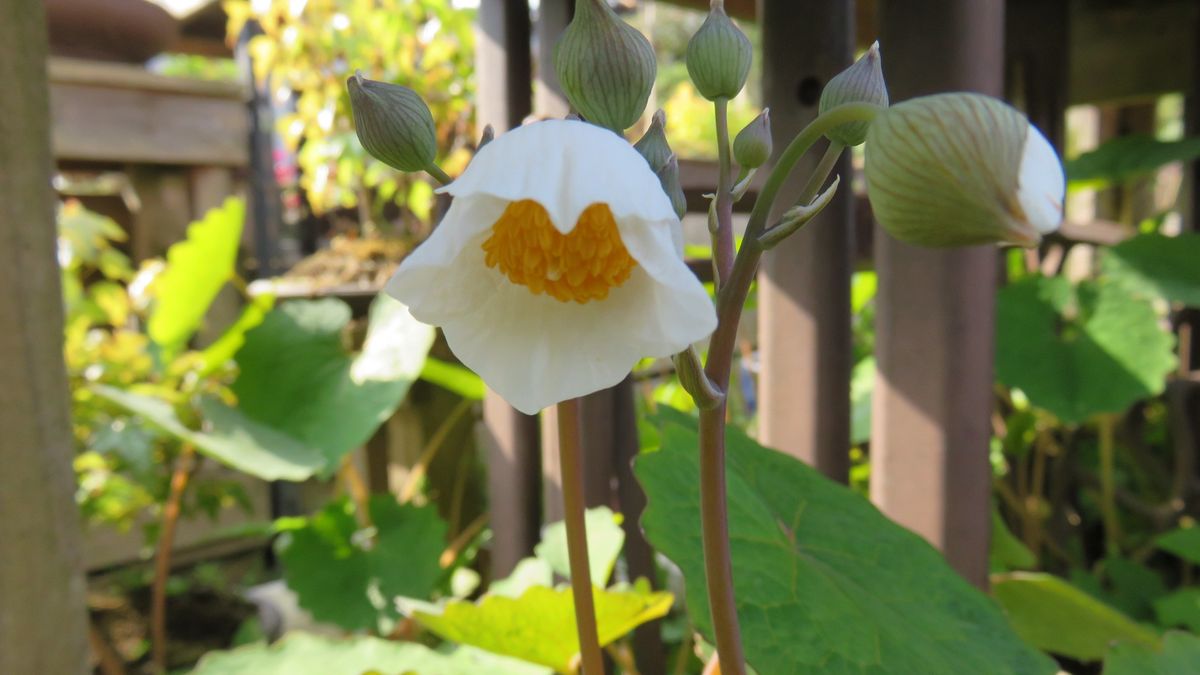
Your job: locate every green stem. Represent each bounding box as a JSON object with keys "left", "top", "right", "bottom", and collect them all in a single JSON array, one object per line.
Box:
[
  {"left": 425, "top": 163, "right": 453, "bottom": 186},
  {"left": 696, "top": 102, "right": 879, "bottom": 675},
  {"left": 713, "top": 98, "right": 735, "bottom": 287},
  {"left": 557, "top": 398, "right": 604, "bottom": 675}
]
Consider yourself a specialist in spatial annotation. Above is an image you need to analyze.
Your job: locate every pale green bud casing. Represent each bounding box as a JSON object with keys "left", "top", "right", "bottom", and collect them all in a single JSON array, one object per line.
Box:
[
  {"left": 819, "top": 41, "right": 888, "bottom": 146},
  {"left": 657, "top": 154, "right": 688, "bottom": 220},
  {"left": 733, "top": 108, "right": 772, "bottom": 168},
  {"left": 347, "top": 72, "right": 438, "bottom": 172},
  {"left": 686, "top": 3, "right": 752, "bottom": 101},
  {"left": 864, "top": 92, "right": 1065, "bottom": 248},
  {"left": 634, "top": 109, "right": 673, "bottom": 173},
  {"left": 554, "top": 0, "right": 657, "bottom": 132}
]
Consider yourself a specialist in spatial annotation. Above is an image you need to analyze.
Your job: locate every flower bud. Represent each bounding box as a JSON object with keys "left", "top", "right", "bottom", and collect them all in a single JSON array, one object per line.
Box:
[
  {"left": 478, "top": 124, "right": 495, "bottom": 150},
  {"left": 686, "top": 2, "right": 752, "bottom": 101},
  {"left": 865, "top": 92, "right": 1065, "bottom": 248},
  {"left": 733, "top": 108, "right": 772, "bottom": 168},
  {"left": 554, "top": 0, "right": 657, "bottom": 132},
  {"left": 347, "top": 72, "right": 438, "bottom": 172},
  {"left": 819, "top": 42, "right": 888, "bottom": 146},
  {"left": 657, "top": 154, "right": 688, "bottom": 220},
  {"left": 634, "top": 109, "right": 672, "bottom": 173}
]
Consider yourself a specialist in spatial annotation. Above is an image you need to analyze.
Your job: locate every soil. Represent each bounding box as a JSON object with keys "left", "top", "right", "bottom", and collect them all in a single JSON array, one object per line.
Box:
[{"left": 276, "top": 235, "right": 413, "bottom": 292}]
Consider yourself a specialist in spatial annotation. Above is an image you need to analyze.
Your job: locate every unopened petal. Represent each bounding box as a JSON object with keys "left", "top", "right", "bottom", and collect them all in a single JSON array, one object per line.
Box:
[
  {"left": 1017, "top": 124, "right": 1065, "bottom": 235},
  {"left": 441, "top": 119, "right": 677, "bottom": 233}
]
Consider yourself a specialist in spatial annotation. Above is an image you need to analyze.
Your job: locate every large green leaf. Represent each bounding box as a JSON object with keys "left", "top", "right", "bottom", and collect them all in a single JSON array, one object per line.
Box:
[
  {"left": 91, "top": 385, "right": 324, "bottom": 481},
  {"left": 996, "top": 276, "right": 1176, "bottom": 424},
  {"left": 991, "top": 572, "right": 1161, "bottom": 661},
  {"left": 635, "top": 409, "right": 1055, "bottom": 675},
  {"left": 1157, "top": 527, "right": 1200, "bottom": 565},
  {"left": 190, "top": 631, "right": 546, "bottom": 675},
  {"left": 233, "top": 295, "right": 434, "bottom": 467},
  {"left": 1103, "top": 631, "right": 1200, "bottom": 675},
  {"left": 148, "top": 198, "right": 244, "bottom": 352},
  {"left": 1103, "top": 233, "right": 1200, "bottom": 307},
  {"left": 1154, "top": 589, "right": 1200, "bottom": 633},
  {"left": 277, "top": 496, "right": 447, "bottom": 632},
  {"left": 1066, "top": 135, "right": 1200, "bottom": 189},
  {"left": 407, "top": 582, "right": 673, "bottom": 674},
  {"left": 534, "top": 507, "right": 625, "bottom": 587}
]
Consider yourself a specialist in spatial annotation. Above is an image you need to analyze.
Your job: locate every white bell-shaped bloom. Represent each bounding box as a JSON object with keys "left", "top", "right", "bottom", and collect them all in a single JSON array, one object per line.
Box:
[{"left": 386, "top": 119, "right": 717, "bottom": 414}]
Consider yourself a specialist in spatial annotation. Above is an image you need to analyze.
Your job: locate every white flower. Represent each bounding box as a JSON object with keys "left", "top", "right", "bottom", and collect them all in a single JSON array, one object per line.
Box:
[{"left": 385, "top": 119, "right": 717, "bottom": 414}]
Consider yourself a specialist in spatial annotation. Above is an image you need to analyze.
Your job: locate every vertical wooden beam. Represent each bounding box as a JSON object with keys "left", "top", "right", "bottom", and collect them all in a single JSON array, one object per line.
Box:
[
  {"left": 0, "top": 1, "right": 89, "bottom": 672},
  {"left": 534, "top": 0, "right": 573, "bottom": 118},
  {"left": 756, "top": 0, "right": 854, "bottom": 481},
  {"left": 476, "top": 0, "right": 540, "bottom": 577},
  {"left": 870, "top": 0, "right": 1004, "bottom": 588},
  {"left": 1006, "top": 0, "right": 1069, "bottom": 151}
]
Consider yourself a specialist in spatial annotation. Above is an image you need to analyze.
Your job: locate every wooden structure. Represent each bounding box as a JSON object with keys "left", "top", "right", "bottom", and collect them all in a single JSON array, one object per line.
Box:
[{"left": 1, "top": 1, "right": 90, "bottom": 671}]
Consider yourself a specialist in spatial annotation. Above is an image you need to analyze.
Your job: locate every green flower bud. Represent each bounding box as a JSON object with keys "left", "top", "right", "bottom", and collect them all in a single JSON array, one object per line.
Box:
[
  {"left": 733, "top": 108, "right": 772, "bottom": 168},
  {"left": 819, "top": 42, "right": 888, "bottom": 146},
  {"left": 633, "top": 109, "right": 672, "bottom": 173},
  {"left": 865, "top": 92, "right": 1064, "bottom": 248},
  {"left": 554, "top": 0, "right": 657, "bottom": 132},
  {"left": 656, "top": 154, "right": 687, "bottom": 220},
  {"left": 347, "top": 72, "right": 438, "bottom": 172},
  {"left": 686, "top": 2, "right": 753, "bottom": 101}
]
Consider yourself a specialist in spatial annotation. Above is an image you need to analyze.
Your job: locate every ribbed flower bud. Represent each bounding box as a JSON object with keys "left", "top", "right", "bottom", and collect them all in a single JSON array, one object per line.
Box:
[
  {"left": 347, "top": 72, "right": 437, "bottom": 172},
  {"left": 657, "top": 154, "right": 688, "bottom": 220},
  {"left": 554, "top": 0, "right": 657, "bottom": 132},
  {"left": 634, "top": 109, "right": 672, "bottom": 173},
  {"left": 685, "top": 2, "right": 752, "bottom": 101},
  {"left": 865, "top": 92, "right": 1064, "bottom": 248},
  {"left": 733, "top": 108, "right": 772, "bottom": 168},
  {"left": 819, "top": 42, "right": 888, "bottom": 146}
]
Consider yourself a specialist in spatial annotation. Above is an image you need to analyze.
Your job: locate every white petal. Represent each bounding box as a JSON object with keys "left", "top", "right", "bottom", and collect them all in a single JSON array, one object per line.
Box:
[
  {"left": 440, "top": 119, "right": 677, "bottom": 233},
  {"left": 1017, "top": 123, "right": 1065, "bottom": 235}
]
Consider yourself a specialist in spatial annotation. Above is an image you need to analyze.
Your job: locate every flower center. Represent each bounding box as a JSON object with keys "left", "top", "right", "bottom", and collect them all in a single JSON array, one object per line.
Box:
[{"left": 481, "top": 199, "right": 637, "bottom": 304}]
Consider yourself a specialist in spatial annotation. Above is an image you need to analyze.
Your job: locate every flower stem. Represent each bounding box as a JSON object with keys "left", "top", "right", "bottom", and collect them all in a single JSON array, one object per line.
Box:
[
  {"left": 695, "top": 102, "right": 878, "bottom": 675},
  {"left": 557, "top": 398, "right": 605, "bottom": 675},
  {"left": 151, "top": 443, "right": 197, "bottom": 674},
  {"left": 713, "top": 98, "right": 735, "bottom": 287},
  {"left": 425, "top": 163, "right": 452, "bottom": 186}
]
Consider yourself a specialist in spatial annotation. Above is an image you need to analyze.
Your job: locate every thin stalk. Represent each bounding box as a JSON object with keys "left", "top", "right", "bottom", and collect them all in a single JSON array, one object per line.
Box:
[
  {"left": 557, "top": 398, "right": 604, "bottom": 675},
  {"left": 1098, "top": 414, "right": 1121, "bottom": 553},
  {"left": 399, "top": 398, "right": 474, "bottom": 503},
  {"left": 798, "top": 141, "right": 844, "bottom": 205},
  {"left": 151, "top": 443, "right": 197, "bottom": 674},
  {"left": 425, "top": 163, "right": 452, "bottom": 186},
  {"left": 713, "top": 98, "right": 735, "bottom": 287},
  {"left": 695, "top": 105, "right": 876, "bottom": 675},
  {"left": 88, "top": 618, "right": 127, "bottom": 675}
]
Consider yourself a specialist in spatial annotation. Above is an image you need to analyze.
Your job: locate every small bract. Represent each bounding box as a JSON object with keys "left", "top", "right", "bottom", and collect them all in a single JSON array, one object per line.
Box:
[
  {"left": 385, "top": 120, "right": 716, "bottom": 414},
  {"left": 865, "top": 92, "right": 1064, "bottom": 247}
]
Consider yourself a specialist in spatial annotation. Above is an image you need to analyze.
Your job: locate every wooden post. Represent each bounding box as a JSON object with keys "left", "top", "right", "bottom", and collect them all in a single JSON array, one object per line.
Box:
[
  {"left": 534, "top": 0, "right": 572, "bottom": 119},
  {"left": 756, "top": 0, "right": 854, "bottom": 481},
  {"left": 476, "top": 0, "right": 540, "bottom": 577},
  {"left": 0, "top": 1, "right": 89, "bottom": 671},
  {"left": 870, "top": 0, "right": 1004, "bottom": 588}
]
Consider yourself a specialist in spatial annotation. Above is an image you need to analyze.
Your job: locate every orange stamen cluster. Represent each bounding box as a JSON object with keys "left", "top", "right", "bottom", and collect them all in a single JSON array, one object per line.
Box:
[{"left": 482, "top": 199, "right": 636, "bottom": 303}]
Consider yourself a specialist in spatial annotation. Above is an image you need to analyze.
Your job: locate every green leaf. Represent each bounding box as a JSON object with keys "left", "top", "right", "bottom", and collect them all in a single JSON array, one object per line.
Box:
[
  {"left": 1157, "top": 527, "right": 1200, "bottom": 565},
  {"left": 1103, "top": 233, "right": 1200, "bottom": 307},
  {"left": 1103, "top": 631, "right": 1200, "bottom": 675},
  {"left": 148, "top": 198, "right": 244, "bottom": 352},
  {"left": 850, "top": 356, "right": 874, "bottom": 445},
  {"left": 1104, "top": 555, "right": 1167, "bottom": 620},
  {"left": 199, "top": 292, "right": 275, "bottom": 375},
  {"left": 489, "top": 558, "right": 555, "bottom": 599},
  {"left": 635, "top": 409, "right": 1055, "bottom": 675},
  {"left": 996, "top": 276, "right": 1176, "bottom": 424},
  {"left": 190, "top": 631, "right": 547, "bottom": 675},
  {"left": 408, "top": 582, "right": 673, "bottom": 674},
  {"left": 990, "top": 507, "right": 1036, "bottom": 573},
  {"left": 91, "top": 385, "right": 324, "bottom": 481},
  {"left": 991, "top": 572, "right": 1161, "bottom": 661},
  {"left": 420, "top": 357, "right": 486, "bottom": 400},
  {"left": 277, "top": 496, "right": 446, "bottom": 632},
  {"left": 1154, "top": 588, "right": 1200, "bottom": 633},
  {"left": 534, "top": 507, "right": 625, "bottom": 587},
  {"left": 1066, "top": 135, "right": 1200, "bottom": 189},
  {"left": 233, "top": 295, "right": 434, "bottom": 467}
]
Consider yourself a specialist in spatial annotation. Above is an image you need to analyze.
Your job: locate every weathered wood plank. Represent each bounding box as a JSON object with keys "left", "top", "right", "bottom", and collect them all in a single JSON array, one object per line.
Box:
[
  {"left": 0, "top": 1, "right": 89, "bottom": 671},
  {"left": 756, "top": 0, "right": 853, "bottom": 480},
  {"left": 870, "top": 0, "right": 1003, "bottom": 589}
]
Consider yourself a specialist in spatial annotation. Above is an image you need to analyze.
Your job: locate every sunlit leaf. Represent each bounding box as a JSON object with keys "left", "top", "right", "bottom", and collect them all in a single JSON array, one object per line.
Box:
[
  {"left": 636, "top": 408, "right": 1055, "bottom": 675},
  {"left": 407, "top": 582, "right": 673, "bottom": 673},
  {"left": 1103, "top": 233, "right": 1200, "bottom": 307},
  {"left": 199, "top": 292, "right": 275, "bottom": 375},
  {"left": 1066, "top": 135, "right": 1200, "bottom": 189},
  {"left": 991, "top": 572, "right": 1161, "bottom": 661},
  {"left": 148, "top": 198, "right": 245, "bottom": 352},
  {"left": 995, "top": 276, "right": 1176, "bottom": 424},
  {"left": 534, "top": 507, "right": 625, "bottom": 587}
]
